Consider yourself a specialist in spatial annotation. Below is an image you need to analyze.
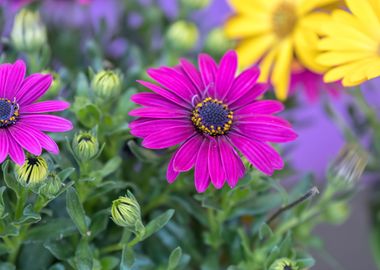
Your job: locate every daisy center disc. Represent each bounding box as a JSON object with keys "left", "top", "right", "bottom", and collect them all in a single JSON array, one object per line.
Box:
[
  {"left": 191, "top": 97, "right": 233, "bottom": 136},
  {"left": 272, "top": 2, "right": 297, "bottom": 38},
  {"left": 0, "top": 98, "right": 19, "bottom": 128}
]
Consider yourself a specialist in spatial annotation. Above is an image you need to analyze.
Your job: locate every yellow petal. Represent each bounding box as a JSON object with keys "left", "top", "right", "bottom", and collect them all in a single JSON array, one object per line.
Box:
[
  {"left": 236, "top": 34, "right": 276, "bottom": 68},
  {"left": 225, "top": 15, "right": 270, "bottom": 38},
  {"left": 318, "top": 37, "right": 377, "bottom": 52},
  {"left": 258, "top": 46, "right": 279, "bottom": 82},
  {"left": 298, "top": 0, "right": 340, "bottom": 15},
  {"left": 271, "top": 38, "right": 293, "bottom": 100},
  {"left": 346, "top": 0, "right": 380, "bottom": 37},
  {"left": 323, "top": 59, "right": 373, "bottom": 83},
  {"left": 317, "top": 51, "right": 375, "bottom": 66},
  {"left": 294, "top": 27, "right": 325, "bottom": 73},
  {"left": 228, "top": 0, "right": 274, "bottom": 15}
]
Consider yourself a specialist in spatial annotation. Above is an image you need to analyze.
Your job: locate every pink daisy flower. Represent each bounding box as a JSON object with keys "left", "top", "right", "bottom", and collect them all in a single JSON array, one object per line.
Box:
[
  {"left": 0, "top": 60, "right": 72, "bottom": 165},
  {"left": 129, "top": 51, "right": 297, "bottom": 192}
]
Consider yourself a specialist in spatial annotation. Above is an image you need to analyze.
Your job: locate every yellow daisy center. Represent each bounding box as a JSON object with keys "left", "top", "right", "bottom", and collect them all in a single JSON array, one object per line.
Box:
[
  {"left": 191, "top": 97, "right": 233, "bottom": 136},
  {"left": 272, "top": 2, "right": 297, "bottom": 38}
]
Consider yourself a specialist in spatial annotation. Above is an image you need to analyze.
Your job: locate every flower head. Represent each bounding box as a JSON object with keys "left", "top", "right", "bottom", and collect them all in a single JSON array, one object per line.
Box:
[
  {"left": 0, "top": 60, "right": 72, "bottom": 165},
  {"left": 16, "top": 155, "right": 49, "bottom": 187},
  {"left": 225, "top": 0, "right": 338, "bottom": 100},
  {"left": 111, "top": 191, "right": 145, "bottom": 235},
  {"left": 92, "top": 70, "right": 122, "bottom": 100},
  {"left": 166, "top": 20, "right": 199, "bottom": 51},
  {"left": 269, "top": 258, "right": 299, "bottom": 270},
  {"left": 72, "top": 131, "right": 99, "bottom": 162},
  {"left": 129, "top": 51, "right": 297, "bottom": 192},
  {"left": 318, "top": 0, "right": 380, "bottom": 86}
]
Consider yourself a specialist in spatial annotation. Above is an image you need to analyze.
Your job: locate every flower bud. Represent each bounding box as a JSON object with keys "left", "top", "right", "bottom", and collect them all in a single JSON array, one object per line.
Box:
[
  {"left": 16, "top": 156, "right": 48, "bottom": 187},
  {"left": 269, "top": 258, "right": 299, "bottom": 270},
  {"left": 91, "top": 70, "right": 122, "bottom": 100},
  {"left": 205, "top": 28, "right": 234, "bottom": 57},
  {"left": 72, "top": 131, "right": 99, "bottom": 162},
  {"left": 181, "top": 0, "right": 210, "bottom": 9},
  {"left": 41, "top": 70, "right": 62, "bottom": 98},
  {"left": 39, "top": 174, "right": 62, "bottom": 198},
  {"left": 111, "top": 191, "right": 145, "bottom": 236},
  {"left": 11, "top": 9, "right": 47, "bottom": 52},
  {"left": 166, "top": 20, "right": 199, "bottom": 51}
]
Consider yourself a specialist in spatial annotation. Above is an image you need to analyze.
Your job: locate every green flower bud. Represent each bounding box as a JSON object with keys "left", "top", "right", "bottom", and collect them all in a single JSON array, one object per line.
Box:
[
  {"left": 111, "top": 191, "right": 145, "bottom": 236},
  {"left": 181, "top": 0, "right": 210, "bottom": 9},
  {"left": 205, "top": 28, "right": 235, "bottom": 57},
  {"left": 166, "top": 20, "right": 199, "bottom": 51},
  {"left": 11, "top": 9, "right": 47, "bottom": 52},
  {"left": 16, "top": 156, "right": 48, "bottom": 187},
  {"left": 91, "top": 70, "right": 122, "bottom": 100},
  {"left": 41, "top": 70, "right": 62, "bottom": 98},
  {"left": 39, "top": 174, "right": 62, "bottom": 198},
  {"left": 72, "top": 131, "right": 99, "bottom": 162},
  {"left": 269, "top": 258, "right": 299, "bottom": 270}
]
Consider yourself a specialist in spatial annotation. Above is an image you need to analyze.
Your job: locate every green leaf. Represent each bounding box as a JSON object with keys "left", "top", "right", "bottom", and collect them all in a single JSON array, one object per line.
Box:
[
  {"left": 0, "top": 186, "right": 7, "bottom": 218},
  {"left": 259, "top": 223, "right": 273, "bottom": 240},
  {"left": 48, "top": 263, "right": 65, "bottom": 270},
  {"left": 127, "top": 140, "right": 160, "bottom": 163},
  {"left": 120, "top": 245, "right": 135, "bottom": 270},
  {"left": 100, "top": 256, "right": 120, "bottom": 270},
  {"left": 296, "top": 257, "right": 315, "bottom": 268},
  {"left": 89, "top": 209, "right": 109, "bottom": 239},
  {"left": 75, "top": 239, "right": 93, "bottom": 270},
  {"left": 2, "top": 161, "right": 21, "bottom": 197},
  {"left": 44, "top": 240, "right": 74, "bottom": 260},
  {"left": 142, "top": 209, "right": 175, "bottom": 241},
  {"left": 13, "top": 204, "right": 41, "bottom": 225},
  {"left": 66, "top": 187, "right": 89, "bottom": 236},
  {"left": 0, "top": 263, "right": 16, "bottom": 270},
  {"left": 77, "top": 104, "right": 101, "bottom": 128},
  {"left": 98, "top": 156, "right": 122, "bottom": 178},
  {"left": 0, "top": 243, "right": 9, "bottom": 255},
  {"left": 57, "top": 167, "right": 76, "bottom": 182},
  {"left": 168, "top": 247, "right": 182, "bottom": 270},
  {"left": 24, "top": 218, "right": 76, "bottom": 243}
]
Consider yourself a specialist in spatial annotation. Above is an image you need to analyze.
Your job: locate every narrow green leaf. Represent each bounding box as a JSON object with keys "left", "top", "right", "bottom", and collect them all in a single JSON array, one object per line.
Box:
[
  {"left": 66, "top": 187, "right": 89, "bottom": 236},
  {"left": 0, "top": 262, "right": 16, "bottom": 270},
  {"left": 89, "top": 210, "right": 109, "bottom": 239},
  {"left": 57, "top": 167, "right": 76, "bottom": 182},
  {"left": 98, "top": 156, "right": 122, "bottom": 178},
  {"left": 2, "top": 161, "right": 21, "bottom": 197},
  {"left": 168, "top": 247, "right": 182, "bottom": 270},
  {"left": 13, "top": 204, "right": 41, "bottom": 225},
  {"left": 142, "top": 209, "right": 175, "bottom": 241},
  {"left": 120, "top": 245, "right": 135, "bottom": 270},
  {"left": 44, "top": 240, "right": 74, "bottom": 260},
  {"left": 25, "top": 218, "right": 76, "bottom": 243},
  {"left": 75, "top": 239, "right": 93, "bottom": 270}
]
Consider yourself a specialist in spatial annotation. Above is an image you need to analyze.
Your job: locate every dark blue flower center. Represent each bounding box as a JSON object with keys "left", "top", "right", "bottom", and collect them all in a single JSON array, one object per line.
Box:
[
  {"left": 191, "top": 97, "right": 233, "bottom": 136},
  {"left": 0, "top": 98, "right": 19, "bottom": 128}
]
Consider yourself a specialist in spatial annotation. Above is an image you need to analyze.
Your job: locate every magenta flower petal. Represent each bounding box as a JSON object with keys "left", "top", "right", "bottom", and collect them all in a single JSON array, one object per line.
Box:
[
  {"left": 130, "top": 93, "right": 183, "bottom": 109},
  {"left": 21, "top": 124, "right": 59, "bottom": 154},
  {"left": 0, "top": 130, "right": 9, "bottom": 163},
  {"left": 219, "top": 137, "right": 244, "bottom": 188},
  {"left": 235, "top": 100, "right": 284, "bottom": 115},
  {"left": 230, "top": 83, "right": 268, "bottom": 109},
  {"left": 130, "top": 51, "right": 296, "bottom": 192},
  {"left": 142, "top": 127, "right": 195, "bottom": 149},
  {"left": 130, "top": 119, "right": 189, "bottom": 138},
  {"left": 20, "top": 115, "right": 73, "bottom": 132},
  {"left": 8, "top": 125, "right": 42, "bottom": 156},
  {"left": 147, "top": 68, "right": 194, "bottom": 101},
  {"left": 225, "top": 66, "right": 260, "bottom": 104},
  {"left": 0, "top": 64, "right": 12, "bottom": 98},
  {"left": 179, "top": 59, "right": 204, "bottom": 95},
  {"left": 20, "top": 100, "right": 70, "bottom": 114},
  {"left": 129, "top": 107, "right": 189, "bottom": 118},
  {"left": 198, "top": 53, "right": 218, "bottom": 97},
  {"left": 167, "top": 149, "right": 180, "bottom": 184},
  {"left": 215, "top": 50, "right": 237, "bottom": 100},
  {"left": 173, "top": 135, "right": 203, "bottom": 172},
  {"left": 4, "top": 60, "right": 26, "bottom": 99},
  {"left": 208, "top": 139, "right": 225, "bottom": 189},
  {"left": 194, "top": 139, "right": 211, "bottom": 193},
  {"left": 16, "top": 74, "right": 53, "bottom": 106},
  {"left": 8, "top": 139, "right": 25, "bottom": 165},
  {"left": 137, "top": 80, "right": 191, "bottom": 109}
]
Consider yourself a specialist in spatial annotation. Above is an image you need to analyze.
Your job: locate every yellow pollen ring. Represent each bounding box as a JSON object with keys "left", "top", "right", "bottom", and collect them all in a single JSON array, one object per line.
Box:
[{"left": 191, "top": 97, "right": 233, "bottom": 136}]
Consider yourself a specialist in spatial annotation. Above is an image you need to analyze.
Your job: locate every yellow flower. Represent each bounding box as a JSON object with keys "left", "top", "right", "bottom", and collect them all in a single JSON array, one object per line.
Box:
[
  {"left": 317, "top": 0, "right": 380, "bottom": 86},
  {"left": 225, "top": 0, "right": 338, "bottom": 100}
]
